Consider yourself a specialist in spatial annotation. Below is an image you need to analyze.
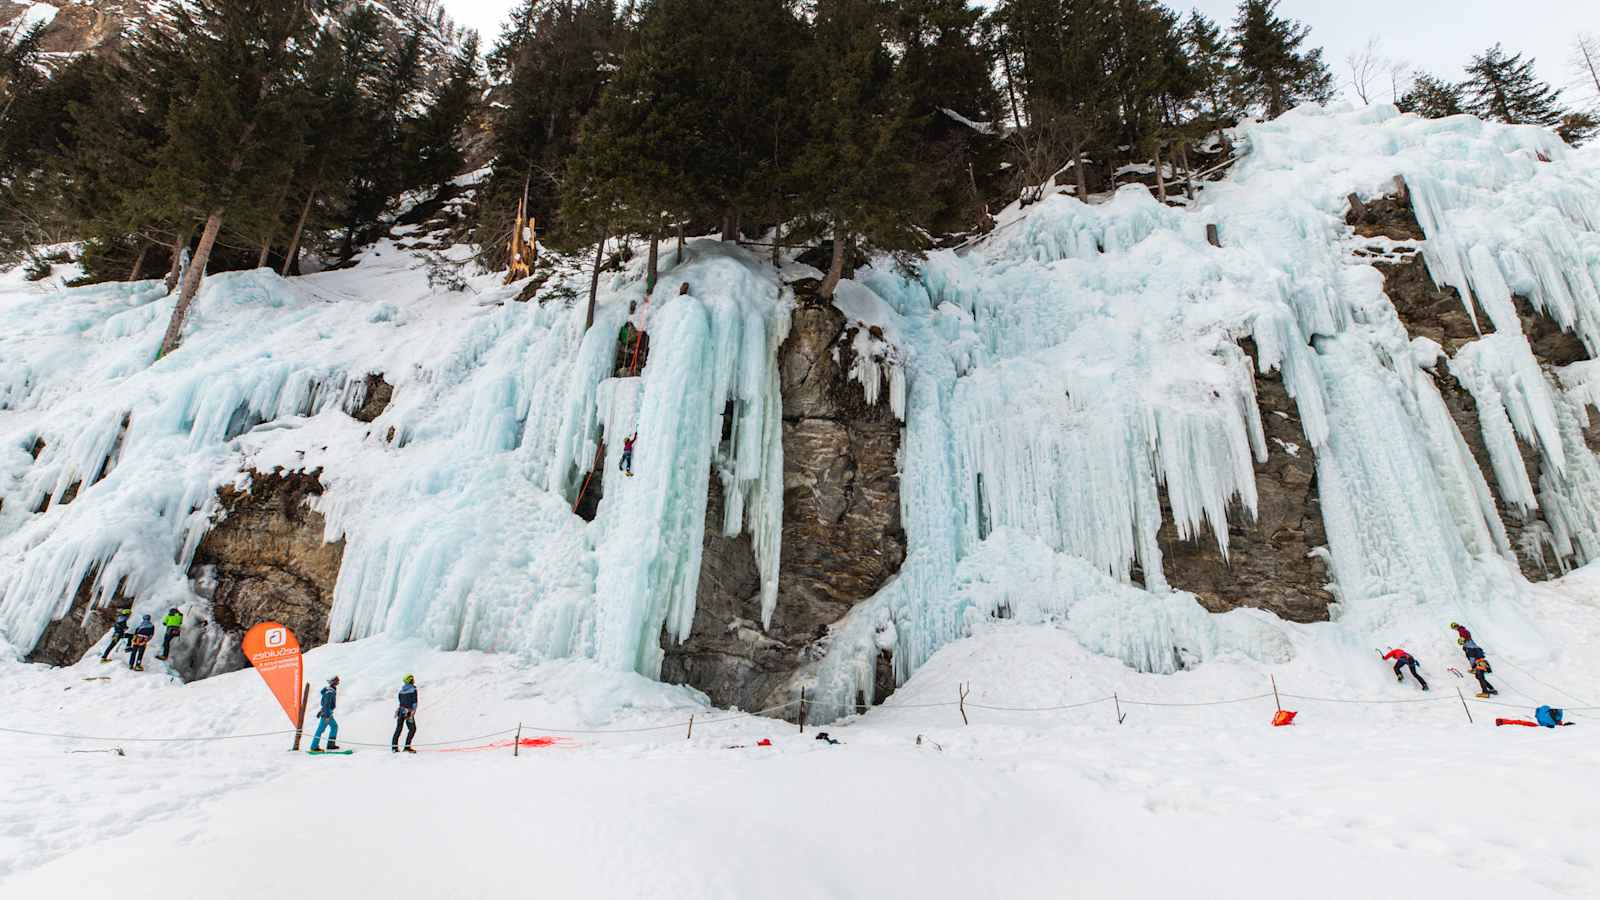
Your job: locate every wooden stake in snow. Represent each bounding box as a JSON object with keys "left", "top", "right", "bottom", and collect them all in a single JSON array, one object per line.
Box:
[
  {"left": 958, "top": 683, "right": 970, "bottom": 725},
  {"left": 1206, "top": 223, "right": 1221, "bottom": 248},
  {"left": 291, "top": 682, "right": 310, "bottom": 751}
]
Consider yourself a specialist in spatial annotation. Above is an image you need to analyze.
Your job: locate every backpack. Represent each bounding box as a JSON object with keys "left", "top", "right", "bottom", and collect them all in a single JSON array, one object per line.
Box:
[{"left": 1471, "top": 657, "right": 1491, "bottom": 674}]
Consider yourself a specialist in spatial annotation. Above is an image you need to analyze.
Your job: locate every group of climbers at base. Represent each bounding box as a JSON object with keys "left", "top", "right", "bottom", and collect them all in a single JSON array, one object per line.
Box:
[
  {"left": 1379, "top": 622, "right": 1500, "bottom": 698},
  {"left": 98, "top": 606, "right": 183, "bottom": 671},
  {"left": 307, "top": 673, "right": 421, "bottom": 754}
]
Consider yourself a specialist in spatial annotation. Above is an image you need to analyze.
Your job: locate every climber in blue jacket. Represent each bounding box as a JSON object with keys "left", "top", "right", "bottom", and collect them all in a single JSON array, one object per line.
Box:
[{"left": 309, "top": 676, "right": 341, "bottom": 752}]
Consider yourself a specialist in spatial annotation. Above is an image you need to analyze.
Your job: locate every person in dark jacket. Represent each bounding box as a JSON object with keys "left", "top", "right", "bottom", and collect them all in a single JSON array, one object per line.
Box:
[
  {"left": 1460, "top": 638, "right": 1486, "bottom": 664},
  {"left": 156, "top": 607, "right": 183, "bottom": 660},
  {"left": 309, "top": 676, "right": 341, "bottom": 752},
  {"left": 101, "top": 607, "right": 133, "bottom": 662},
  {"left": 1381, "top": 648, "right": 1429, "bottom": 690},
  {"left": 127, "top": 614, "right": 156, "bottom": 671},
  {"left": 1470, "top": 655, "right": 1499, "bottom": 698},
  {"left": 392, "top": 674, "right": 418, "bottom": 753}
]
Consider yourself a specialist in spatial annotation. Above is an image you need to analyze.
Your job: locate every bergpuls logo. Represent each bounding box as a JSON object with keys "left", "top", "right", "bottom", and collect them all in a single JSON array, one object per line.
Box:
[{"left": 265, "top": 627, "right": 287, "bottom": 648}]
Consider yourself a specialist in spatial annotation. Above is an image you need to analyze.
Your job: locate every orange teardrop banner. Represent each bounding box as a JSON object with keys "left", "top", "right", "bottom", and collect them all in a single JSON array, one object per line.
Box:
[{"left": 241, "top": 622, "right": 304, "bottom": 726}]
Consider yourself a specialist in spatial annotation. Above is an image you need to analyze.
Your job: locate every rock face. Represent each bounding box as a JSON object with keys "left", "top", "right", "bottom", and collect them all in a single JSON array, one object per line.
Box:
[
  {"left": 177, "top": 470, "right": 344, "bottom": 679},
  {"left": 661, "top": 296, "right": 905, "bottom": 712},
  {"left": 1157, "top": 340, "right": 1334, "bottom": 622}
]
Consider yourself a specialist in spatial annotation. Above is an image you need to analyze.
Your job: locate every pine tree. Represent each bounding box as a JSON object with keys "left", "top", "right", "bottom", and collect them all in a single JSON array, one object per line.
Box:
[
  {"left": 406, "top": 32, "right": 481, "bottom": 192},
  {"left": 1229, "top": 0, "right": 1333, "bottom": 119},
  {"left": 1461, "top": 45, "right": 1564, "bottom": 128},
  {"left": 341, "top": 19, "right": 427, "bottom": 255},
  {"left": 891, "top": 0, "right": 1003, "bottom": 229},
  {"left": 792, "top": 0, "right": 933, "bottom": 299},
  {"left": 1396, "top": 73, "right": 1466, "bottom": 119},
  {"left": 147, "top": 0, "right": 318, "bottom": 356},
  {"left": 479, "top": 0, "right": 622, "bottom": 266},
  {"left": 1183, "top": 12, "right": 1234, "bottom": 134}
]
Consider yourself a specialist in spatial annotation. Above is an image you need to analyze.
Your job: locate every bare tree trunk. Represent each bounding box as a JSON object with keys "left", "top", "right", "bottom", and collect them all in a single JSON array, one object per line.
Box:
[
  {"left": 257, "top": 180, "right": 291, "bottom": 268},
  {"left": 1580, "top": 38, "right": 1600, "bottom": 96},
  {"left": 645, "top": 222, "right": 660, "bottom": 298},
  {"left": 164, "top": 225, "right": 192, "bottom": 293},
  {"left": 159, "top": 210, "right": 223, "bottom": 357},
  {"left": 1073, "top": 144, "right": 1088, "bottom": 199},
  {"left": 1154, "top": 143, "right": 1167, "bottom": 203},
  {"left": 281, "top": 187, "right": 316, "bottom": 277},
  {"left": 584, "top": 229, "right": 606, "bottom": 332},
  {"left": 998, "top": 41, "right": 1023, "bottom": 126},
  {"left": 720, "top": 208, "right": 740, "bottom": 242},
  {"left": 1178, "top": 141, "right": 1195, "bottom": 201},
  {"left": 771, "top": 217, "right": 782, "bottom": 267},
  {"left": 128, "top": 244, "right": 150, "bottom": 282},
  {"left": 818, "top": 228, "right": 847, "bottom": 300},
  {"left": 676, "top": 220, "right": 685, "bottom": 259}
]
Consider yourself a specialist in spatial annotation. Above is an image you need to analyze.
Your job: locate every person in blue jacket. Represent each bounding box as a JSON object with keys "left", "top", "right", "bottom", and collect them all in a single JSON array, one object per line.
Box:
[
  {"left": 127, "top": 614, "right": 156, "bottom": 671},
  {"left": 391, "top": 674, "right": 418, "bottom": 753},
  {"left": 309, "top": 676, "right": 341, "bottom": 752},
  {"left": 1535, "top": 706, "right": 1574, "bottom": 728},
  {"left": 100, "top": 607, "right": 132, "bottom": 662}
]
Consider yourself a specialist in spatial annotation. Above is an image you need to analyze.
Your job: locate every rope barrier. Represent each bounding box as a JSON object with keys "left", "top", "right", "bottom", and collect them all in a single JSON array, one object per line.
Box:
[
  {"left": 0, "top": 725, "right": 294, "bottom": 743},
  {"left": 6, "top": 679, "right": 1590, "bottom": 750}
]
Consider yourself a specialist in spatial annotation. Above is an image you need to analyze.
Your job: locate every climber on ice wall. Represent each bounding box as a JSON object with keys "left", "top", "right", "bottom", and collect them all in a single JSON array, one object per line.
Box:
[
  {"left": 1470, "top": 655, "right": 1498, "bottom": 698},
  {"left": 127, "top": 614, "right": 156, "bottom": 671},
  {"left": 619, "top": 432, "right": 636, "bottom": 477},
  {"left": 1381, "top": 648, "right": 1429, "bottom": 690}
]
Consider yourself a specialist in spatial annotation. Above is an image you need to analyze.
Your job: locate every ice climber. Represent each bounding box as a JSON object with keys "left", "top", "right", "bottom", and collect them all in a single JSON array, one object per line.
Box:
[
  {"left": 1460, "top": 637, "right": 1486, "bottom": 664},
  {"left": 310, "top": 676, "right": 341, "bottom": 752},
  {"left": 392, "top": 674, "right": 418, "bottom": 753},
  {"left": 619, "top": 432, "right": 636, "bottom": 477},
  {"left": 100, "top": 607, "right": 132, "bottom": 662},
  {"left": 156, "top": 607, "right": 183, "bottom": 660},
  {"left": 1470, "top": 655, "right": 1498, "bottom": 698},
  {"left": 1449, "top": 622, "right": 1472, "bottom": 642},
  {"left": 1381, "top": 648, "right": 1429, "bottom": 690},
  {"left": 127, "top": 614, "right": 156, "bottom": 671}
]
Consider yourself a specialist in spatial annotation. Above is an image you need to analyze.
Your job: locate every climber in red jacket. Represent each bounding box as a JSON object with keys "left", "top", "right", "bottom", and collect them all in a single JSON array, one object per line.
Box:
[{"left": 1382, "top": 648, "right": 1429, "bottom": 690}]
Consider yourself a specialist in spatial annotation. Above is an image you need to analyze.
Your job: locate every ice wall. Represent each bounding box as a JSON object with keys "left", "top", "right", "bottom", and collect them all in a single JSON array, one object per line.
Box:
[{"left": 5, "top": 104, "right": 1600, "bottom": 723}]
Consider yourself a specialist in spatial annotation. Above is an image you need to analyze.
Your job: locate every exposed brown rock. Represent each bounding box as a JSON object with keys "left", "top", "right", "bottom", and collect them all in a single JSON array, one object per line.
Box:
[
  {"left": 662, "top": 301, "right": 905, "bottom": 712},
  {"left": 180, "top": 469, "right": 345, "bottom": 679},
  {"left": 350, "top": 373, "right": 393, "bottom": 423},
  {"left": 1157, "top": 340, "right": 1333, "bottom": 622}
]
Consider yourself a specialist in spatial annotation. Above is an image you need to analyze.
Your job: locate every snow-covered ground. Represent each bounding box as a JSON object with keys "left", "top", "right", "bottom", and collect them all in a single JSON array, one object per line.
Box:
[{"left": 3, "top": 593, "right": 1596, "bottom": 898}]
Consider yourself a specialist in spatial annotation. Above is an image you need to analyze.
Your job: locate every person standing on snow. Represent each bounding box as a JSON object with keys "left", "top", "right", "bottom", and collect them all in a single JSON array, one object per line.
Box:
[
  {"left": 309, "top": 676, "right": 341, "bottom": 752},
  {"left": 100, "top": 607, "right": 133, "bottom": 662},
  {"left": 156, "top": 607, "right": 183, "bottom": 660},
  {"left": 618, "top": 432, "right": 637, "bottom": 477},
  {"left": 392, "top": 675, "right": 418, "bottom": 753},
  {"left": 127, "top": 614, "right": 156, "bottom": 671},
  {"left": 1449, "top": 622, "right": 1472, "bottom": 643},
  {"left": 1470, "top": 655, "right": 1499, "bottom": 698},
  {"left": 1381, "top": 648, "right": 1429, "bottom": 690},
  {"left": 1460, "top": 637, "right": 1487, "bottom": 665}
]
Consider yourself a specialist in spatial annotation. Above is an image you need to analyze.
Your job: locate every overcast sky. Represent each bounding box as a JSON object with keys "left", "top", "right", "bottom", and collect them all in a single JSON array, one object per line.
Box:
[{"left": 441, "top": 0, "right": 1598, "bottom": 102}]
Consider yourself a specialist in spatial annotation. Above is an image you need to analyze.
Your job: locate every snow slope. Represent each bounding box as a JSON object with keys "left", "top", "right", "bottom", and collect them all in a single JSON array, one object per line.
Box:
[
  {"left": 4, "top": 102, "right": 1600, "bottom": 733},
  {"left": 2, "top": 582, "right": 1597, "bottom": 897}
]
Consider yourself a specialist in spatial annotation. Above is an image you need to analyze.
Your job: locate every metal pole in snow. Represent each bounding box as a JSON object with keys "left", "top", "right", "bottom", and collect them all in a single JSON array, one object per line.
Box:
[
  {"left": 1271, "top": 674, "right": 1281, "bottom": 712},
  {"left": 798, "top": 690, "right": 806, "bottom": 734},
  {"left": 514, "top": 723, "right": 521, "bottom": 757},
  {"left": 1114, "top": 692, "right": 1125, "bottom": 725},
  {"left": 686, "top": 715, "right": 694, "bottom": 740},
  {"left": 1457, "top": 687, "right": 1474, "bottom": 724}
]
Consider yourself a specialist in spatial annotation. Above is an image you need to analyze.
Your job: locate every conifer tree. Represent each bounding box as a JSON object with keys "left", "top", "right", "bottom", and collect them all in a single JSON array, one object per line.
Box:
[
  {"left": 1461, "top": 45, "right": 1565, "bottom": 129},
  {"left": 480, "top": 0, "right": 621, "bottom": 264},
  {"left": 792, "top": 0, "right": 933, "bottom": 299},
  {"left": 1397, "top": 73, "right": 1466, "bottom": 119},
  {"left": 1229, "top": 0, "right": 1333, "bottom": 119},
  {"left": 149, "top": 0, "right": 317, "bottom": 356},
  {"left": 341, "top": 20, "right": 426, "bottom": 255},
  {"left": 406, "top": 32, "right": 481, "bottom": 193},
  {"left": 1183, "top": 12, "right": 1234, "bottom": 135}
]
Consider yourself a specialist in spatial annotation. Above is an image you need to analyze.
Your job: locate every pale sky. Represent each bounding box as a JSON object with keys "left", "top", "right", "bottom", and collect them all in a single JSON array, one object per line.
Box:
[{"left": 441, "top": 0, "right": 1598, "bottom": 102}]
